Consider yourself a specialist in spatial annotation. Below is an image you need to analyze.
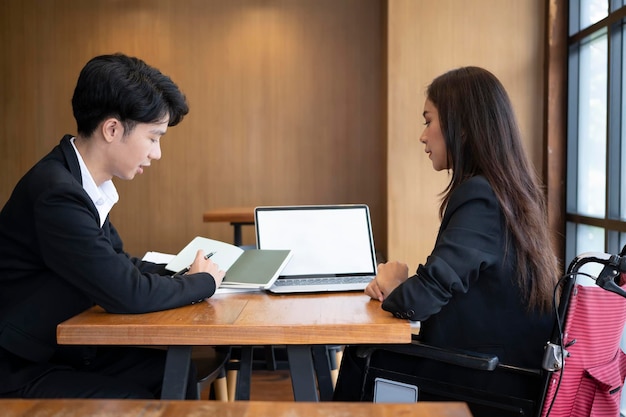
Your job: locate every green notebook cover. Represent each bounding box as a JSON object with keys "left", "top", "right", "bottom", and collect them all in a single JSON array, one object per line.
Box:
[
  {"left": 165, "top": 236, "right": 291, "bottom": 289},
  {"left": 223, "top": 249, "right": 292, "bottom": 288}
]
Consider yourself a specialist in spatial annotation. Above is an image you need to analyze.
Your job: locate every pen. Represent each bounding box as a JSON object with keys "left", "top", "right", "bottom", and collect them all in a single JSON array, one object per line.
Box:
[{"left": 174, "top": 251, "right": 216, "bottom": 276}]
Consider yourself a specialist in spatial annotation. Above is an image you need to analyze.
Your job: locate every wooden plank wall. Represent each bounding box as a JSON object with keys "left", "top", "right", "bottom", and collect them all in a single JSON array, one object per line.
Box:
[{"left": 0, "top": 0, "right": 385, "bottom": 256}]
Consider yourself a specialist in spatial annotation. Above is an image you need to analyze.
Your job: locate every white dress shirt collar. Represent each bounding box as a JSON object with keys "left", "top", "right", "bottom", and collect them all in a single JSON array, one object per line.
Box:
[{"left": 70, "top": 137, "right": 119, "bottom": 227}]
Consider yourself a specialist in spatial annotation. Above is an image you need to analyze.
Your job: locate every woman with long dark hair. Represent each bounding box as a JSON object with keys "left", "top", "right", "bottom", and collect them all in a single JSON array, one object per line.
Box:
[{"left": 333, "top": 67, "right": 560, "bottom": 416}]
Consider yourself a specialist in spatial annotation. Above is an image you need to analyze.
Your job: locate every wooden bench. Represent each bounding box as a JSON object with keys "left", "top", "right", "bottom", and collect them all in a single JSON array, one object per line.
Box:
[{"left": 1, "top": 399, "right": 473, "bottom": 417}]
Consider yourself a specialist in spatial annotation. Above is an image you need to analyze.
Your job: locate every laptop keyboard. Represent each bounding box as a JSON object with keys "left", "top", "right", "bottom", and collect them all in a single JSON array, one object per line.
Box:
[{"left": 273, "top": 276, "right": 373, "bottom": 287}]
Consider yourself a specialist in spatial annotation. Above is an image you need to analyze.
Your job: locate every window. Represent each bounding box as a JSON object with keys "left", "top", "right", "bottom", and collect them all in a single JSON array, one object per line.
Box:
[{"left": 566, "top": 0, "right": 626, "bottom": 264}]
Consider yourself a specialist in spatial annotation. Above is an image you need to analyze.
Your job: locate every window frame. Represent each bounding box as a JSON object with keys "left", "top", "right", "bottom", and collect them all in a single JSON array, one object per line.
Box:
[{"left": 565, "top": 1, "right": 626, "bottom": 261}]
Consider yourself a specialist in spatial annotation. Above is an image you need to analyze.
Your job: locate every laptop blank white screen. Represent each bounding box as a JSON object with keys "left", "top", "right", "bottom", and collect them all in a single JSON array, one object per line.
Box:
[{"left": 255, "top": 206, "right": 376, "bottom": 277}]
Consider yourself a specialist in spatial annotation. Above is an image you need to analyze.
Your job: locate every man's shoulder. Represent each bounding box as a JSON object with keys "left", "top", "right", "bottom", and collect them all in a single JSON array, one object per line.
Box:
[
  {"left": 32, "top": 136, "right": 77, "bottom": 176},
  {"left": 27, "top": 152, "right": 72, "bottom": 186},
  {"left": 13, "top": 139, "right": 80, "bottom": 201}
]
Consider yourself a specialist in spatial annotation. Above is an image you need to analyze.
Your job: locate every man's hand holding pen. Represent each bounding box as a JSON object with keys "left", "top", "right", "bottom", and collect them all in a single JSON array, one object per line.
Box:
[{"left": 183, "top": 250, "right": 225, "bottom": 287}]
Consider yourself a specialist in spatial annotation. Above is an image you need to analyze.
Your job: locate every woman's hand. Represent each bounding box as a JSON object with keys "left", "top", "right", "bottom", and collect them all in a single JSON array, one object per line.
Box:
[
  {"left": 365, "top": 261, "right": 409, "bottom": 302},
  {"left": 187, "top": 249, "right": 225, "bottom": 287}
]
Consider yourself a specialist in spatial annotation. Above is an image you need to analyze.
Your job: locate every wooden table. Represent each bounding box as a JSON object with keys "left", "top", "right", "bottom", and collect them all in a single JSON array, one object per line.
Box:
[
  {"left": 57, "top": 292, "right": 411, "bottom": 402},
  {"left": 2, "top": 399, "right": 472, "bottom": 417},
  {"left": 203, "top": 207, "right": 255, "bottom": 246}
]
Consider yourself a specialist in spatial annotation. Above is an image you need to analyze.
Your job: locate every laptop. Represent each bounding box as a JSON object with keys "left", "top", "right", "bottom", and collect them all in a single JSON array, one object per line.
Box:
[{"left": 254, "top": 204, "right": 377, "bottom": 293}]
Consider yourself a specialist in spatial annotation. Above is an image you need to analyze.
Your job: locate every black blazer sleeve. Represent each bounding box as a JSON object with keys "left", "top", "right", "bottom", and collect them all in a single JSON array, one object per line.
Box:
[
  {"left": 32, "top": 174, "right": 216, "bottom": 314},
  {"left": 381, "top": 176, "right": 505, "bottom": 321}
]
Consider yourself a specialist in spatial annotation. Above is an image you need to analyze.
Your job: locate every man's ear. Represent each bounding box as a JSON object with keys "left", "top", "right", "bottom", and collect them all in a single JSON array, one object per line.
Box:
[{"left": 101, "top": 118, "right": 123, "bottom": 143}]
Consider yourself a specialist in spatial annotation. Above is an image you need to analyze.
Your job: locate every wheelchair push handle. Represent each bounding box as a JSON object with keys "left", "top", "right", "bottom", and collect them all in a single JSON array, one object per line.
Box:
[{"left": 567, "top": 251, "right": 626, "bottom": 299}]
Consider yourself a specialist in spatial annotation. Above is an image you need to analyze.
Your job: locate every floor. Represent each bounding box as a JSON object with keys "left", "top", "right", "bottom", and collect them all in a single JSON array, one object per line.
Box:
[
  {"left": 249, "top": 370, "right": 294, "bottom": 401},
  {"left": 201, "top": 369, "right": 294, "bottom": 401},
  {"left": 200, "top": 346, "right": 342, "bottom": 402},
  {"left": 247, "top": 348, "right": 341, "bottom": 401}
]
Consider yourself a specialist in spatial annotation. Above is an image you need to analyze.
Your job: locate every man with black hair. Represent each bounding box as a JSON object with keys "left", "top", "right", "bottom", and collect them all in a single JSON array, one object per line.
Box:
[{"left": 0, "top": 53, "right": 224, "bottom": 399}]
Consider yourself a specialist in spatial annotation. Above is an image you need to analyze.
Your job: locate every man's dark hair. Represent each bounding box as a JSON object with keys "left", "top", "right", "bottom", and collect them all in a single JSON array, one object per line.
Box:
[{"left": 71, "top": 53, "right": 189, "bottom": 137}]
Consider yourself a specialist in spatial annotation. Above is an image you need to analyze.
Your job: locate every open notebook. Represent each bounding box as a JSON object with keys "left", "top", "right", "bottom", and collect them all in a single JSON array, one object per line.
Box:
[{"left": 255, "top": 204, "right": 377, "bottom": 293}]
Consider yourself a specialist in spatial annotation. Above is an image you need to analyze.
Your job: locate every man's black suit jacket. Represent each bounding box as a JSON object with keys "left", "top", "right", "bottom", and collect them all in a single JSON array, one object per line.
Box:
[{"left": 0, "top": 135, "right": 216, "bottom": 393}]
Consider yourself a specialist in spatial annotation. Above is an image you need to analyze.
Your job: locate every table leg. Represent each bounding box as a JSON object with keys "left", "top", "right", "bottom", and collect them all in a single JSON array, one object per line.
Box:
[
  {"left": 312, "top": 345, "right": 334, "bottom": 400},
  {"left": 235, "top": 346, "right": 253, "bottom": 400},
  {"left": 286, "top": 345, "right": 319, "bottom": 401},
  {"left": 161, "top": 346, "right": 192, "bottom": 399},
  {"left": 232, "top": 223, "right": 243, "bottom": 247}
]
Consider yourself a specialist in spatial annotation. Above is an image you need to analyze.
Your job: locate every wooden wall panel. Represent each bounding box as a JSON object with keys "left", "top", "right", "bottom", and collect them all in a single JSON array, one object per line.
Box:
[
  {"left": 387, "top": 0, "right": 545, "bottom": 271},
  {"left": 0, "top": 0, "right": 385, "bottom": 256}
]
